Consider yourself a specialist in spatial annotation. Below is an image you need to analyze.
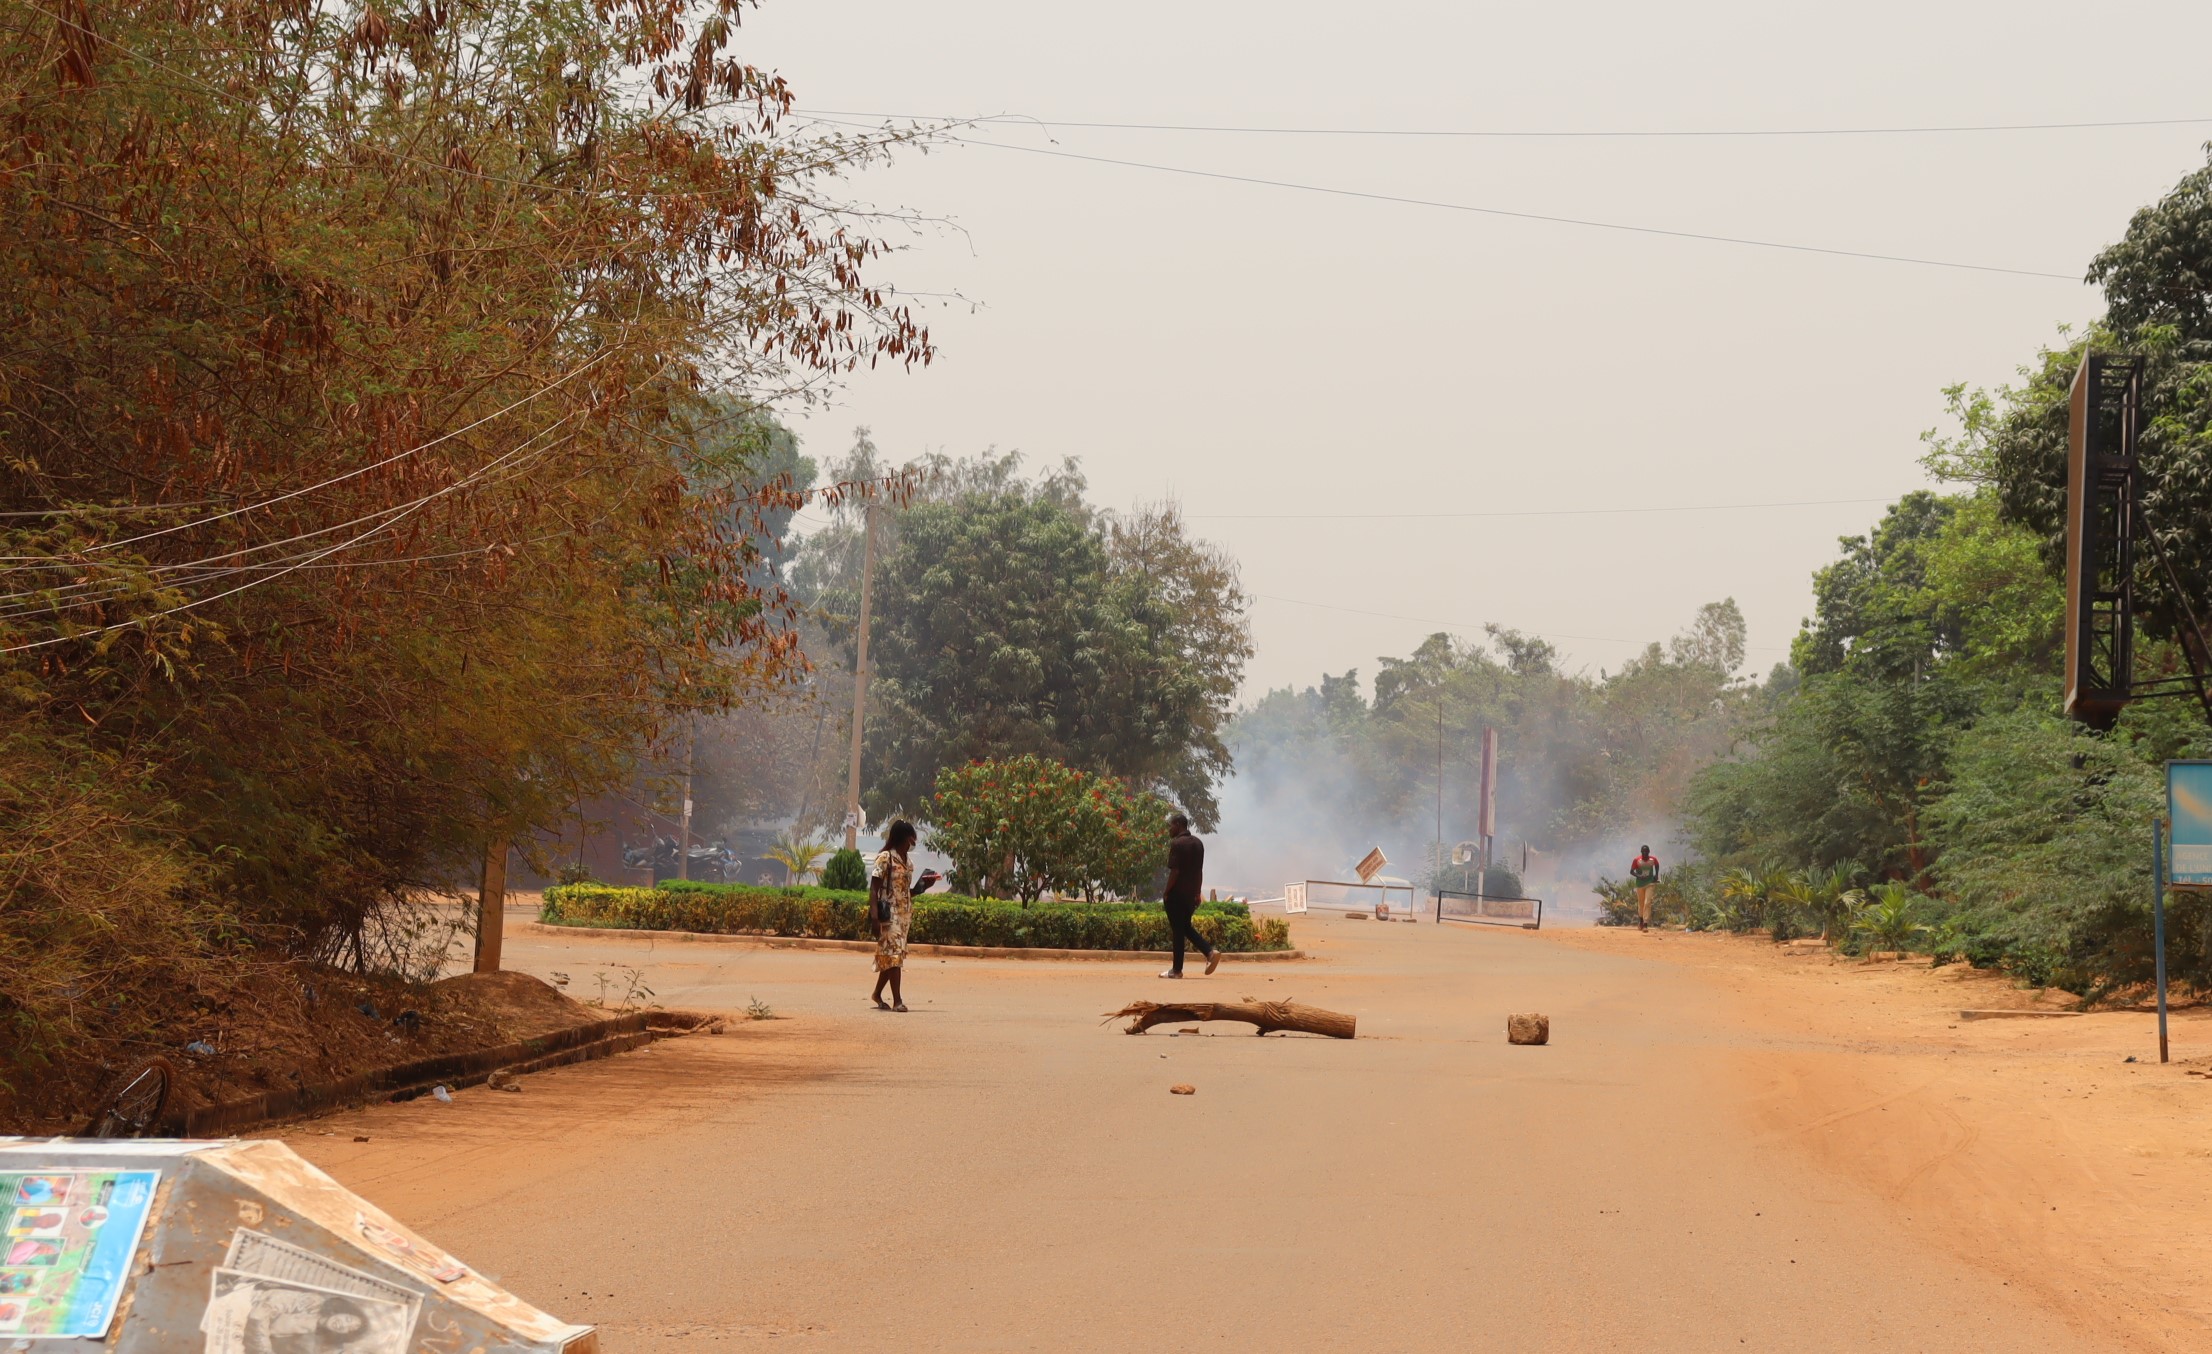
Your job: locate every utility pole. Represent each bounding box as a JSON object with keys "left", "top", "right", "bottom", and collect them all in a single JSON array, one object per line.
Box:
[
  {"left": 2154, "top": 816, "right": 2171, "bottom": 1064},
  {"left": 1477, "top": 726, "right": 1499, "bottom": 892},
  {"left": 793, "top": 697, "right": 830, "bottom": 830},
  {"left": 677, "top": 721, "right": 696, "bottom": 881},
  {"left": 1433, "top": 694, "right": 1444, "bottom": 901},
  {"left": 844, "top": 501, "right": 880, "bottom": 851},
  {"left": 473, "top": 840, "right": 507, "bottom": 974}
]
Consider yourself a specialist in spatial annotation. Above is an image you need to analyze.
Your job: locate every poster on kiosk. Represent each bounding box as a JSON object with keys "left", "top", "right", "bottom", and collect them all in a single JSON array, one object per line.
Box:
[{"left": 2171, "top": 760, "right": 2212, "bottom": 886}]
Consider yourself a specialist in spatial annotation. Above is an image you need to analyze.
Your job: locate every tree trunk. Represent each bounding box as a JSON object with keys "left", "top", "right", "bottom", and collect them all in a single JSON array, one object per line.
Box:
[
  {"left": 1104, "top": 999, "right": 1355, "bottom": 1039},
  {"left": 474, "top": 840, "right": 507, "bottom": 974}
]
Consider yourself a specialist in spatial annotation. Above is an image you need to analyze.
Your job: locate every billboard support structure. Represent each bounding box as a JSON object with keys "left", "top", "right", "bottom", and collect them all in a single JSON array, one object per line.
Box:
[
  {"left": 2154, "top": 815, "right": 2171, "bottom": 1064},
  {"left": 2063, "top": 353, "right": 2212, "bottom": 728}
]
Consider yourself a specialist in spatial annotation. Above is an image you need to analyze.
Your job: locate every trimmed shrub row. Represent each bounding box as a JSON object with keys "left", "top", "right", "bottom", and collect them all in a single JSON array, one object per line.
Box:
[{"left": 540, "top": 882, "right": 1290, "bottom": 953}]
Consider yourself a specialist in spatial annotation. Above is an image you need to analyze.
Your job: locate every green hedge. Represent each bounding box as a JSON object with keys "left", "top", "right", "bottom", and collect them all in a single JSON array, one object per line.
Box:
[{"left": 540, "top": 882, "right": 1289, "bottom": 952}]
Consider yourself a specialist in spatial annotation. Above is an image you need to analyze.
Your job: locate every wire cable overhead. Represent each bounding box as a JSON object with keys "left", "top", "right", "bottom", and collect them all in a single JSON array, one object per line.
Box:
[
  {"left": 803, "top": 109, "right": 2212, "bottom": 140},
  {"left": 935, "top": 133, "right": 2079, "bottom": 280}
]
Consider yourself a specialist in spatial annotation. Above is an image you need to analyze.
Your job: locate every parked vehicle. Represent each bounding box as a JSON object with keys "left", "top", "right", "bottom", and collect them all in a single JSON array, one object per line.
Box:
[{"left": 620, "top": 836, "right": 740, "bottom": 882}]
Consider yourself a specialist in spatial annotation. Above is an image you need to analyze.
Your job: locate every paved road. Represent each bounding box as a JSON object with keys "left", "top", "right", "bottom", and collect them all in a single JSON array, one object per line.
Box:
[{"left": 282, "top": 915, "right": 2124, "bottom": 1352}]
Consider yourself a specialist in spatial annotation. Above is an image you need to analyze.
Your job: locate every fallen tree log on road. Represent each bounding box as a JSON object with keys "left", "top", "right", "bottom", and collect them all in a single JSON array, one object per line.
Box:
[{"left": 1105, "top": 999, "right": 1355, "bottom": 1039}]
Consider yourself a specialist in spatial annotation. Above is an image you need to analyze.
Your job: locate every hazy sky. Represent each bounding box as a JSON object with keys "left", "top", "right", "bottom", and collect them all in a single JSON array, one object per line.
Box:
[{"left": 747, "top": 0, "right": 2212, "bottom": 699}]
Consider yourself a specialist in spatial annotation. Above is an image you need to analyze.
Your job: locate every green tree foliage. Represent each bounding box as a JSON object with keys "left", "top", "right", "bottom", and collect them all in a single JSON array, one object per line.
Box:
[
  {"left": 806, "top": 455, "right": 1249, "bottom": 829},
  {"left": 1687, "top": 150, "right": 2212, "bottom": 995},
  {"left": 924, "top": 755, "right": 1170, "bottom": 903},
  {"left": 0, "top": 0, "right": 926, "bottom": 1101},
  {"left": 1692, "top": 492, "right": 2059, "bottom": 880},
  {"left": 1924, "top": 712, "right": 2207, "bottom": 993},
  {"left": 820, "top": 847, "right": 868, "bottom": 892},
  {"left": 1691, "top": 482, "right": 2207, "bottom": 990},
  {"left": 1959, "top": 153, "right": 2212, "bottom": 670}
]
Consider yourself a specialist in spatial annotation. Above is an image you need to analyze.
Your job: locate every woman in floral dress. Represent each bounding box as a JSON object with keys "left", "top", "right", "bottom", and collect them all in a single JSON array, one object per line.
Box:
[{"left": 869, "top": 819, "right": 919, "bottom": 1012}]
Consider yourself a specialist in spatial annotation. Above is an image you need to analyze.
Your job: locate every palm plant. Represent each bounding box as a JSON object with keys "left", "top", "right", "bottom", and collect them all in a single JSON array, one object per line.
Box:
[
  {"left": 1810, "top": 862, "right": 1860, "bottom": 940},
  {"left": 1717, "top": 866, "right": 1764, "bottom": 933},
  {"left": 1755, "top": 864, "right": 1795, "bottom": 935},
  {"left": 1848, "top": 882, "right": 1930, "bottom": 955},
  {"left": 1776, "top": 862, "right": 1859, "bottom": 942},
  {"left": 1771, "top": 869, "right": 1821, "bottom": 941},
  {"left": 765, "top": 832, "right": 831, "bottom": 886}
]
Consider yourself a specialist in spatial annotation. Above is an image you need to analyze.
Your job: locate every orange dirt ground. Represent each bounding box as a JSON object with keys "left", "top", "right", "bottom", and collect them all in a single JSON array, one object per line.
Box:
[
  {"left": 263, "top": 910, "right": 2210, "bottom": 1351},
  {"left": 1544, "top": 924, "right": 2212, "bottom": 1349}
]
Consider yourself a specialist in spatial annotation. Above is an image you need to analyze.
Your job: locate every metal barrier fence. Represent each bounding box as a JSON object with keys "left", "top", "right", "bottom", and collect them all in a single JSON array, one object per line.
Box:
[
  {"left": 1283, "top": 879, "right": 1420, "bottom": 920},
  {"left": 1435, "top": 889, "right": 1544, "bottom": 929}
]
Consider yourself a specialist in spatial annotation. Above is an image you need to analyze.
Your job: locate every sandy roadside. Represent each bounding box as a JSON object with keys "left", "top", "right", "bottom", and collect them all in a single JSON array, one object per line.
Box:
[{"left": 1540, "top": 925, "right": 2212, "bottom": 1350}]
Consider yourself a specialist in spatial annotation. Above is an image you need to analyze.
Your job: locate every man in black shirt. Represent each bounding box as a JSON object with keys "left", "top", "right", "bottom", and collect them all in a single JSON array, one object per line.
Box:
[{"left": 1161, "top": 813, "right": 1218, "bottom": 978}]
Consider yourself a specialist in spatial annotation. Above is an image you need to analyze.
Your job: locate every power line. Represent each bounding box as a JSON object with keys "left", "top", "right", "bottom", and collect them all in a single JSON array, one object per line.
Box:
[
  {"left": 1187, "top": 495, "right": 1893, "bottom": 521},
  {"left": 937, "top": 133, "right": 2078, "bottom": 280},
  {"left": 0, "top": 419, "right": 582, "bottom": 609},
  {"left": 56, "top": 360, "right": 608, "bottom": 559},
  {"left": 803, "top": 108, "right": 2212, "bottom": 140},
  {"left": 1, "top": 427, "right": 581, "bottom": 653}
]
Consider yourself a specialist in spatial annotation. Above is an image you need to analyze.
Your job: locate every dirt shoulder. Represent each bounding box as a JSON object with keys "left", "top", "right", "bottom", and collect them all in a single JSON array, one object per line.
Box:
[
  {"left": 3, "top": 963, "right": 608, "bottom": 1134},
  {"left": 1540, "top": 925, "right": 2212, "bottom": 1350}
]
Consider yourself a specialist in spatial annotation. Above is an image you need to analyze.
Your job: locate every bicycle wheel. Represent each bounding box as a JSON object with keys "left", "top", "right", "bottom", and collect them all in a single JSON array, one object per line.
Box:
[{"left": 83, "top": 1056, "right": 177, "bottom": 1138}]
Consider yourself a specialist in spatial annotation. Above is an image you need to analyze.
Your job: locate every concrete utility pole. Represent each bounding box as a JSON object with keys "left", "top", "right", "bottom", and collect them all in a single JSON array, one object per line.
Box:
[
  {"left": 844, "top": 501, "right": 880, "bottom": 851},
  {"left": 1433, "top": 694, "right": 1444, "bottom": 901},
  {"left": 473, "top": 840, "right": 507, "bottom": 973},
  {"left": 1476, "top": 726, "right": 1499, "bottom": 890},
  {"left": 677, "top": 721, "right": 696, "bottom": 881}
]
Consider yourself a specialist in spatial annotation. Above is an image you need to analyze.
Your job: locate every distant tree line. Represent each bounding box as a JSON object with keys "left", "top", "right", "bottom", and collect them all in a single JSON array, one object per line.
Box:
[{"left": 1229, "top": 600, "right": 1756, "bottom": 884}]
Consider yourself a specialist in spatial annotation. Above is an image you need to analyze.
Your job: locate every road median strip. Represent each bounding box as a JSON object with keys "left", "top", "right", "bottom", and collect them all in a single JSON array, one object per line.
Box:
[{"left": 520, "top": 919, "right": 1305, "bottom": 962}]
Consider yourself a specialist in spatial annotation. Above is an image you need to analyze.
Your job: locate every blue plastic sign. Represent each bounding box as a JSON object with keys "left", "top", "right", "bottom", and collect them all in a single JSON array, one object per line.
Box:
[
  {"left": 2170, "top": 761, "right": 2212, "bottom": 887},
  {"left": 0, "top": 1169, "right": 158, "bottom": 1339}
]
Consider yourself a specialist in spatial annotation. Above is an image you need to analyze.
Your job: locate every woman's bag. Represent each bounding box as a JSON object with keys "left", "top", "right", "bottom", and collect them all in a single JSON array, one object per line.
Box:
[{"left": 868, "top": 869, "right": 891, "bottom": 926}]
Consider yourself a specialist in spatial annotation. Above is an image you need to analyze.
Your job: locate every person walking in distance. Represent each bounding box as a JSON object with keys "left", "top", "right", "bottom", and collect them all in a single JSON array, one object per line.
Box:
[
  {"left": 869, "top": 820, "right": 920, "bottom": 1011},
  {"left": 1160, "top": 813, "right": 1218, "bottom": 978},
  {"left": 1630, "top": 844, "right": 1661, "bottom": 932}
]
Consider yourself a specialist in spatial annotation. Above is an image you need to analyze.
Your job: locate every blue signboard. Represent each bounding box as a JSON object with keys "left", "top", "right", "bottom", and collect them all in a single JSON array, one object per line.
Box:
[
  {"left": 0, "top": 1168, "right": 158, "bottom": 1339},
  {"left": 2170, "top": 761, "right": 2212, "bottom": 887}
]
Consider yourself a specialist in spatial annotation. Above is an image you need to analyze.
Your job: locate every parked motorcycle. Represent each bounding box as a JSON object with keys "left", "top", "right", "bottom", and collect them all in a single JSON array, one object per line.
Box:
[
  {"left": 620, "top": 836, "right": 740, "bottom": 882},
  {"left": 621, "top": 836, "right": 678, "bottom": 874},
  {"left": 686, "top": 842, "right": 740, "bottom": 882}
]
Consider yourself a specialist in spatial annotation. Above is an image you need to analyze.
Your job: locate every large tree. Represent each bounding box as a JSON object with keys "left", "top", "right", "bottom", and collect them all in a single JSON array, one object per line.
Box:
[
  {"left": 817, "top": 458, "right": 1249, "bottom": 828},
  {"left": 0, "top": 0, "right": 925, "bottom": 1093}
]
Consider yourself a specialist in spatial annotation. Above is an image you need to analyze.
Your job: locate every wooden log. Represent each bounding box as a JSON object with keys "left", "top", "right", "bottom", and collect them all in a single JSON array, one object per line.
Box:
[{"left": 1104, "top": 998, "right": 1356, "bottom": 1039}]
